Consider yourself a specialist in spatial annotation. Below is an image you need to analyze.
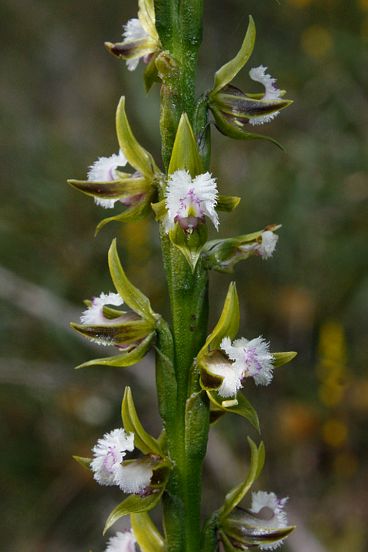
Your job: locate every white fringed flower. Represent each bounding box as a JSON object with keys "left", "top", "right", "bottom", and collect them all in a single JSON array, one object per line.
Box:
[
  {"left": 211, "top": 336, "right": 274, "bottom": 397},
  {"left": 91, "top": 428, "right": 153, "bottom": 494},
  {"left": 207, "top": 357, "right": 245, "bottom": 398},
  {"left": 91, "top": 428, "right": 134, "bottom": 486},
  {"left": 87, "top": 150, "right": 128, "bottom": 208},
  {"left": 258, "top": 230, "right": 279, "bottom": 259},
  {"left": 117, "top": 461, "right": 154, "bottom": 494},
  {"left": 80, "top": 292, "right": 124, "bottom": 326},
  {"left": 123, "top": 19, "right": 150, "bottom": 71},
  {"left": 105, "top": 530, "right": 137, "bottom": 552},
  {"left": 164, "top": 170, "right": 219, "bottom": 232},
  {"left": 250, "top": 491, "right": 289, "bottom": 550},
  {"left": 248, "top": 66, "right": 282, "bottom": 126}
]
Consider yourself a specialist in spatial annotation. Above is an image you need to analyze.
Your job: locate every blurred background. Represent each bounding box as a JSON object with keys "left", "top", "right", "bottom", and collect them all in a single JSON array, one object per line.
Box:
[{"left": 1, "top": 0, "right": 367, "bottom": 550}]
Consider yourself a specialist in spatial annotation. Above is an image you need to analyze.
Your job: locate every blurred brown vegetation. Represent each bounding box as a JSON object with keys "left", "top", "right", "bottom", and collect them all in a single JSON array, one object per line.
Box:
[{"left": 1, "top": 0, "right": 367, "bottom": 550}]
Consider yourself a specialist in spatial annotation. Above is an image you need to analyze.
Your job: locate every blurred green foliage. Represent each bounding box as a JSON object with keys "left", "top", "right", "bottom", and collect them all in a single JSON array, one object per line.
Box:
[{"left": 1, "top": 0, "right": 367, "bottom": 550}]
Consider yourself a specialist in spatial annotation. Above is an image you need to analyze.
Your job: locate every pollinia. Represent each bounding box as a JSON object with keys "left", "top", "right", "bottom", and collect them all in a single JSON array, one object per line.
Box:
[{"left": 68, "top": 2, "right": 296, "bottom": 551}]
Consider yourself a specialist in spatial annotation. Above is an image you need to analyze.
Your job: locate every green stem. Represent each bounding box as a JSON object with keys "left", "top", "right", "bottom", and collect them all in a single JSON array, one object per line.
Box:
[{"left": 154, "top": 1, "right": 209, "bottom": 551}]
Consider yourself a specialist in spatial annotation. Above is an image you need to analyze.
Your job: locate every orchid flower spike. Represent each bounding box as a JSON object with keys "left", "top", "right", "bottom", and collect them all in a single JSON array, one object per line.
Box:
[
  {"left": 87, "top": 151, "right": 128, "bottom": 208},
  {"left": 105, "top": 530, "right": 137, "bottom": 552},
  {"left": 164, "top": 170, "right": 219, "bottom": 232},
  {"left": 91, "top": 428, "right": 153, "bottom": 494}
]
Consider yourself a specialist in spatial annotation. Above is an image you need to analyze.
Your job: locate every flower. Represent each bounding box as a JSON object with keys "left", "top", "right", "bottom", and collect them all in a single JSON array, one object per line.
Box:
[
  {"left": 122, "top": 19, "right": 151, "bottom": 71},
  {"left": 105, "top": 530, "right": 137, "bottom": 552},
  {"left": 105, "top": 1, "right": 161, "bottom": 71},
  {"left": 91, "top": 428, "right": 134, "bottom": 486},
  {"left": 221, "top": 336, "right": 274, "bottom": 386},
  {"left": 207, "top": 336, "right": 274, "bottom": 398},
  {"left": 239, "top": 230, "right": 279, "bottom": 260},
  {"left": 87, "top": 151, "right": 128, "bottom": 209},
  {"left": 257, "top": 230, "right": 279, "bottom": 258},
  {"left": 221, "top": 491, "right": 291, "bottom": 551},
  {"left": 248, "top": 66, "right": 283, "bottom": 126},
  {"left": 91, "top": 428, "right": 153, "bottom": 493},
  {"left": 164, "top": 170, "right": 219, "bottom": 232},
  {"left": 249, "top": 491, "right": 289, "bottom": 550},
  {"left": 80, "top": 292, "right": 124, "bottom": 326}
]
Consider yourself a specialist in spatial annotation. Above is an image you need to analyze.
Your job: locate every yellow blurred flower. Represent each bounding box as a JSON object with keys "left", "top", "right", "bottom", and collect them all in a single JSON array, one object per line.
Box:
[{"left": 301, "top": 25, "right": 333, "bottom": 59}]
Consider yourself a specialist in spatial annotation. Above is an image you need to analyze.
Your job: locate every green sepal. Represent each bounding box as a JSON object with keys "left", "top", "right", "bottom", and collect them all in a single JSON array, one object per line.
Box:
[
  {"left": 108, "top": 239, "right": 156, "bottom": 323},
  {"left": 219, "top": 438, "right": 265, "bottom": 520},
  {"left": 138, "top": 0, "right": 159, "bottom": 41},
  {"left": 151, "top": 199, "right": 166, "bottom": 221},
  {"left": 216, "top": 195, "right": 241, "bottom": 212},
  {"left": 72, "top": 456, "right": 91, "bottom": 470},
  {"left": 211, "top": 106, "right": 284, "bottom": 150},
  {"left": 212, "top": 15, "right": 256, "bottom": 95},
  {"left": 273, "top": 351, "right": 297, "bottom": 367},
  {"left": 122, "top": 387, "right": 162, "bottom": 455},
  {"left": 169, "top": 223, "right": 208, "bottom": 272},
  {"left": 198, "top": 282, "right": 239, "bottom": 360},
  {"left": 212, "top": 85, "right": 293, "bottom": 121},
  {"left": 168, "top": 113, "right": 202, "bottom": 176},
  {"left": 67, "top": 176, "right": 149, "bottom": 201},
  {"left": 207, "top": 390, "right": 260, "bottom": 432},
  {"left": 130, "top": 512, "right": 165, "bottom": 552},
  {"left": 103, "top": 488, "right": 164, "bottom": 534},
  {"left": 116, "top": 97, "right": 159, "bottom": 177},
  {"left": 218, "top": 531, "right": 238, "bottom": 552},
  {"left": 95, "top": 195, "right": 153, "bottom": 235},
  {"left": 70, "top": 318, "right": 154, "bottom": 347},
  {"left": 144, "top": 53, "right": 160, "bottom": 92},
  {"left": 105, "top": 38, "right": 158, "bottom": 64},
  {"left": 75, "top": 332, "right": 155, "bottom": 369}
]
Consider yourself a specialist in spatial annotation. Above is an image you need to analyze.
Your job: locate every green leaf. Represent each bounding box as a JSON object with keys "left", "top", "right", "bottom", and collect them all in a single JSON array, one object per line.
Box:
[
  {"left": 168, "top": 113, "right": 202, "bottom": 176},
  {"left": 216, "top": 195, "right": 241, "bottom": 212},
  {"left": 103, "top": 489, "right": 164, "bottom": 534},
  {"left": 169, "top": 223, "right": 208, "bottom": 272},
  {"left": 108, "top": 239, "right": 156, "bottom": 322},
  {"left": 75, "top": 332, "right": 155, "bottom": 369},
  {"left": 207, "top": 391, "right": 260, "bottom": 432},
  {"left": 116, "top": 97, "right": 159, "bottom": 177},
  {"left": 212, "top": 15, "right": 256, "bottom": 94},
  {"left": 72, "top": 456, "right": 91, "bottom": 470},
  {"left": 219, "top": 438, "right": 265, "bottom": 520},
  {"left": 198, "top": 282, "right": 239, "bottom": 359},
  {"left": 122, "top": 387, "right": 162, "bottom": 455},
  {"left": 273, "top": 351, "right": 297, "bottom": 367},
  {"left": 130, "top": 512, "right": 165, "bottom": 552}
]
